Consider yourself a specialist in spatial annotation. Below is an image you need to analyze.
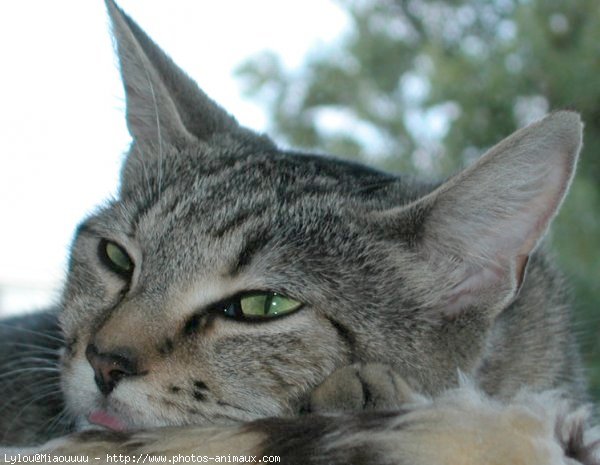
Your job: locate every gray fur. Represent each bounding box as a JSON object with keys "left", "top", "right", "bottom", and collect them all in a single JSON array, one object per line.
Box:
[
  {"left": 0, "top": 0, "right": 594, "bottom": 461},
  {"left": 0, "top": 312, "right": 67, "bottom": 444}
]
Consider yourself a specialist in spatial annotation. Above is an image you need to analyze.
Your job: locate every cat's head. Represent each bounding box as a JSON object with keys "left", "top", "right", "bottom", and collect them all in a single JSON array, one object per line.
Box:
[{"left": 58, "top": 0, "right": 582, "bottom": 431}]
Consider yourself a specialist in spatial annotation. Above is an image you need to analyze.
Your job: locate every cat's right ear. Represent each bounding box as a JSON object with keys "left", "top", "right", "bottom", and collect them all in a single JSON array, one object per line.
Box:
[{"left": 105, "top": 0, "right": 241, "bottom": 147}]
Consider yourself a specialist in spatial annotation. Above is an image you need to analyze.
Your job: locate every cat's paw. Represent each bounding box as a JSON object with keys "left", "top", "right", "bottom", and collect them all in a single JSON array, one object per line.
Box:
[
  {"left": 546, "top": 397, "right": 600, "bottom": 465},
  {"left": 308, "top": 363, "right": 420, "bottom": 413}
]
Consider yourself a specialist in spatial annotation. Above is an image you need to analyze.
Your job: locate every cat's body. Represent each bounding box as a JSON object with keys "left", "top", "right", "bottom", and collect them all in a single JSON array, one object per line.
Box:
[{"left": 0, "top": 1, "right": 597, "bottom": 463}]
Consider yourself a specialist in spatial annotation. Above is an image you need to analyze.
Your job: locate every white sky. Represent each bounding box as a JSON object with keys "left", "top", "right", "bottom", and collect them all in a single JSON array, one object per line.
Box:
[{"left": 0, "top": 0, "right": 349, "bottom": 314}]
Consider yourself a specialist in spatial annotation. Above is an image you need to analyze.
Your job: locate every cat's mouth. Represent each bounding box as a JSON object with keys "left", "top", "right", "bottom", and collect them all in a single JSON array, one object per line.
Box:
[{"left": 87, "top": 410, "right": 128, "bottom": 432}]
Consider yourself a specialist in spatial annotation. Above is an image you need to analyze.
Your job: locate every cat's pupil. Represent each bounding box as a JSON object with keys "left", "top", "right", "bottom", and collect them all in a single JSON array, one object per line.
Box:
[{"left": 241, "top": 294, "right": 272, "bottom": 316}]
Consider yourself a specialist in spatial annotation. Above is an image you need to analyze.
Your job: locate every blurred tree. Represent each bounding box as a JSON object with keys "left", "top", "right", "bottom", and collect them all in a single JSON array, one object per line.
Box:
[{"left": 237, "top": 0, "right": 600, "bottom": 398}]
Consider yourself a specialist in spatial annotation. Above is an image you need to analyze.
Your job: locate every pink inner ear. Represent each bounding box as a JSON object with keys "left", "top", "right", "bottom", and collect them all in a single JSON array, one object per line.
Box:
[
  {"left": 515, "top": 254, "right": 529, "bottom": 290},
  {"left": 442, "top": 264, "right": 507, "bottom": 318},
  {"left": 442, "top": 253, "right": 530, "bottom": 318}
]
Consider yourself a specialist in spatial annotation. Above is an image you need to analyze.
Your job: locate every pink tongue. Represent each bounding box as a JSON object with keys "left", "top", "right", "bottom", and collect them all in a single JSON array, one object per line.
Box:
[{"left": 88, "top": 410, "right": 127, "bottom": 431}]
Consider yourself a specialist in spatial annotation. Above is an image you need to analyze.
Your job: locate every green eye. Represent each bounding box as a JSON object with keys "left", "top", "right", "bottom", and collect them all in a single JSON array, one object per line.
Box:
[
  {"left": 100, "top": 240, "right": 133, "bottom": 276},
  {"left": 223, "top": 292, "right": 302, "bottom": 319}
]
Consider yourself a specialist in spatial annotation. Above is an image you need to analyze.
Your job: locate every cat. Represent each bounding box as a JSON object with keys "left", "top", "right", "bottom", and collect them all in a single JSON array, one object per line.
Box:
[{"left": 0, "top": 0, "right": 598, "bottom": 463}]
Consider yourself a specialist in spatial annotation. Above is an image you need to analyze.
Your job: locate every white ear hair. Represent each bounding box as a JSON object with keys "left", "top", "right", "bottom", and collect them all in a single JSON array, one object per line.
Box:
[
  {"left": 105, "top": 0, "right": 240, "bottom": 147},
  {"left": 105, "top": 0, "right": 193, "bottom": 146}
]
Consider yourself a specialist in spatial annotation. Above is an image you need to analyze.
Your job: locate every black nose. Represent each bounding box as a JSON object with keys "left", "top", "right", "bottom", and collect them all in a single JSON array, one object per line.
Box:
[{"left": 85, "top": 344, "right": 139, "bottom": 396}]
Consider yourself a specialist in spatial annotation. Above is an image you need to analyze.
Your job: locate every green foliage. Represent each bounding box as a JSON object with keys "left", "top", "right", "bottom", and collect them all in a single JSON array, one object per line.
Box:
[{"left": 237, "top": 0, "right": 600, "bottom": 399}]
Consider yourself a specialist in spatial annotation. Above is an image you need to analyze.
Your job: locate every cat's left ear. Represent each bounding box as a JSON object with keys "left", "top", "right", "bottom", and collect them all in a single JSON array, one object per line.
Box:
[
  {"left": 105, "top": 0, "right": 241, "bottom": 146},
  {"left": 378, "top": 112, "right": 582, "bottom": 319}
]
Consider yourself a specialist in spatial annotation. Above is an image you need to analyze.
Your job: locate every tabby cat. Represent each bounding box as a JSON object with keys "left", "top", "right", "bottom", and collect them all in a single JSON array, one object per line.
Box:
[{"left": 0, "top": 1, "right": 598, "bottom": 463}]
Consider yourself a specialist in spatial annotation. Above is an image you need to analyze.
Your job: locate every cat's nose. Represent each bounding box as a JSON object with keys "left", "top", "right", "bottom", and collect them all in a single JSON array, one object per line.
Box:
[{"left": 85, "top": 343, "right": 139, "bottom": 396}]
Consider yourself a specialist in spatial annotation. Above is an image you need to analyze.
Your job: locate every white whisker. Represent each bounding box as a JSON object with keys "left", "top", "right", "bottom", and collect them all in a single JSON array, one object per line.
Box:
[
  {"left": 0, "top": 357, "right": 59, "bottom": 373},
  {"left": 141, "top": 61, "right": 162, "bottom": 200},
  {"left": 0, "top": 367, "right": 60, "bottom": 381},
  {"left": 43, "top": 408, "right": 72, "bottom": 437},
  {"left": 1, "top": 388, "right": 64, "bottom": 432},
  {"left": 0, "top": 323, "right": 64, "bottom": 344},
  {"left": 0, "top": 341, "right": 63, "bottom": 355}
]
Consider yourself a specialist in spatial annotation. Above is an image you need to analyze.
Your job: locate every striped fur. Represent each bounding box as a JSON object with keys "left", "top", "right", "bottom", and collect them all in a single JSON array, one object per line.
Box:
[{"left": 0, "top": 1, "right": 597, "bottom": 464}]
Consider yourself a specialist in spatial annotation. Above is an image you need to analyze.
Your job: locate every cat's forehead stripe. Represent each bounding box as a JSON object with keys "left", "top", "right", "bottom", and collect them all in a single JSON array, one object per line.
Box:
[{"left": 230, "top": 230, "right": 273, "bottom": 276}]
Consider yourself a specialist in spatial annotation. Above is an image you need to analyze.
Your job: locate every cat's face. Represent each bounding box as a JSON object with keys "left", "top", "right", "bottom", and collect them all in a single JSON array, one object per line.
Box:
[
  {"left": 57, "top": 1, "right": 581, "bottom": 431},
  {"left": 59, "top": 140, "right": 424, "bottom": 429}
]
